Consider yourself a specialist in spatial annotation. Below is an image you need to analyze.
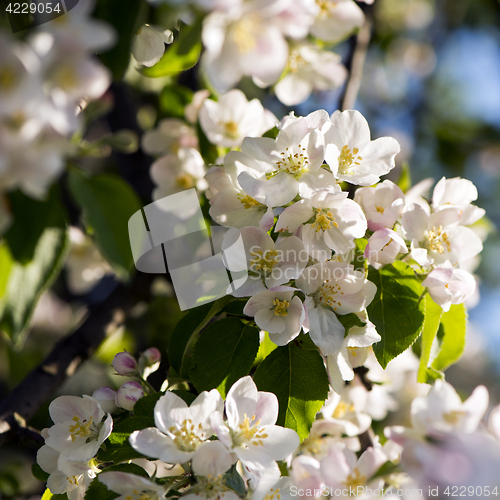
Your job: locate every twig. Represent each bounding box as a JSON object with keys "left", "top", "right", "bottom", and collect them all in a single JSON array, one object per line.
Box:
[
  {"left": 341, "top": 11, "right": 373, "bottom": 111},
  {"left": 0, "top": 273, "right": 154, "bottom": 447}
]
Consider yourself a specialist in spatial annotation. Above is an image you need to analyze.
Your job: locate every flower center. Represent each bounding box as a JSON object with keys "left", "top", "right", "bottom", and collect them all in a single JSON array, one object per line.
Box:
[
  {"left": 443, "top": 410, "right": 466, "bottom": 425},
  {"left": 232, "top": 414, "right": 268, "bottom": 447},
  {"left": 338, "top": 145, "right": 363, "bottom": 175},
  {"left": 273, "top": 298, "right": 289, "bottom": 316},
  {"left": 238, "top": 194, "right": 264, "bottom": 210},
  {"left": 250, "top": 249, "right": 279, "bottom": 274},
  {"left": 289, "top": 51, "right": 306, "bottom": 73},
  {"left": 223, "top": 120, "right": 239, "bottom": 139},
  {"left": 176, "top": 173, "right": 195, "bottom": 189},
  {"left": 426, "top": 225, "right": 451, "bottom": 254},
  {"left": 311, "top": 208, "right": 339, "bottom": 232},
  {"left": 331, "top": 401, "right": 355, "bottom": 419},
  {"left": 230, "top": 14, "right": 261, "bottom": 53},
  {"left": 67, "top": 475, "right": 80, "bottom": 486},
  {"left": 272, "top": 145, "right": 309, "bottom": 178},
  {"left": 68, "top": 416, "right": 99, "bottom": 442},
  {"left": 315, "top": 280, "right": 344, "bottom": 311},
  {"left": 125, "top": 489, "right": 160, "bottom": 500},
  {"left": 316, "top": 0, "right": 336, "bottom": 16},
  {"left": 195, "top": 475, "right": 228, "bottom": 499},
  {"left": 343, "top": 468, "right": 366, "bottom": 489},
  {"left": 52, "top": 64, "right": 78, "bottom": 91},
  {"left": 168, "top": 419, "right": 203, "bottom": 452},
  {"left": 376, "top": 206, "right": 385, "bottom": 214},
  {"left": 0, "top": 66, "right": 17, "bottom": 91},
  {"left": 264, "top": 487, "right": 282, "bottom": 500}
]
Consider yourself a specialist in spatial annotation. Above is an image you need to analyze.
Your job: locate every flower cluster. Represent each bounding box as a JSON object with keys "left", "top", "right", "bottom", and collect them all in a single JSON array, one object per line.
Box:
[{"left": 0, "top": 1, "right": 114, "bottom": 234}]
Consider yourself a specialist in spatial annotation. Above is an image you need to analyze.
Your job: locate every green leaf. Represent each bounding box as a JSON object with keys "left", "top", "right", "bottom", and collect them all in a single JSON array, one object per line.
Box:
[
  {"left": 171, "top": 390, "right": 197, "bottom": 405},
  {"left": 160, "top": 85, "right": 193, "bottom": 118},
  {"left": 417, "top": 295, "right": 444, "bottom": 384},
  {"left": 397, "top": 162, "right": 412, "bottom": 193},
  {"left": 432, "top": 303, "right": 467, "bottom": 372},
  {"left": 133, "top": 392, "right": 163, "bottom": 417},
  {"left": 94, "top": 0, "right": 147, "bottom": 80},
  {"left": 168, "top": 297, "right": 233, "bottom": 376},
  {"left": 254, "top": 331, "right": 278, "bottom": 365},
  {"left": 190, "top": 317, "right": 260, "bottom": 398},
  {"left": 223, "top": 464, "right": 246, "bottom": 497},
  {"left": 68, "top": 170, "right": 142, "bottom": 281},
  {"left": 253, "top": 342, "right": 329, "bottom": 440},
  {"left": 0, "top": 226, "right": 68, "bottom": 344},
  {"left": 32, "top": 463, "right": 49, "bottom": 482},
  {"left": 143, "top": 19, "right": 202, "bottom": 78},
  {"left": 85, "top": 464, "right": 149, "bottom": 500},
  {"left": 41, "top": 489, "right": 68, "bottom": 500},
  {"left": 338, "top": 313, "right": 365, "bottom": 334},
  {"left": 367, "top": 261, "right": 425, "bottom": 369}
]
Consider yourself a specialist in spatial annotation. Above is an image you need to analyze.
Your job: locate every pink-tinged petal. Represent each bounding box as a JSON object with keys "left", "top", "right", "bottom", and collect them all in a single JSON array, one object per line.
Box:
[
  {"left": 238, "top": 171, "right": 299, "bottom": 207},
  {"left": 49, "top": 395, "right": 103, "bottom": 424},
  {"left": 402, "top": 203, "right": 428, "bottom": 241},
  {"left": 129, "top": 427, "right": 174, "bottom": 459},
  {"left": 307, "top": 304, "right": 344, "bottom": 356},
  {"left": 357, "top": 446, "right": 387, "bottom": 478},
  {"left": 275, "top": 72, "right": 313, "bottom": 106},
  {"left": 255, "top": 309, "right": 286, "bottom": 333},
  {"left": 460, "top": 204, "right": 485, "bottom": 226},
  {"left": 192, "top": 441, "right": 234, "bottom": 477},
  {"left": 461, "top": 385, "right": 489, "bottom": 433},
  {"left": 429, "top": 207, "right": 461, "bottom": 229},
  {"left": 276, "top": 117, "right": 310, "bottom": 149},
  {"left": 37, "top": 445, "right": 59, "bottom": 474},
  {"left": 241, "top": 137, "right": 279, "bottom": 170},
  {"left": 320, "top": 443, "right": 351, "bottom": 486},
  {"left": 331, "top": 109, "right": 371, "bottom": 150},
  {"left": 226, "top": 376, "right": 258, "bottom": 429},
  {"left": 188, "top": 389, "right": 224, "bottom": 430},
  {"left": 154, "top": 392, "right": 187, "bottom": 435},
  {"left": 259, "top": 425, "right": 300, "bottom": 460},
  {"left": 276, "top": 199, "right": 313, "bottom": 233},
  {"left": 447, "top": 226, "right": 483, "bottom": 263},
  {"left": 422, "top": 265, "right": 454, "bottom": 288},
  {"left": 254, "top": 391, "right": 279, "bottom": 426},
  {"left": 99, "top": 472, "right": 164, "bottom": 496},
  {"left": 211, "top": 412, "right": 232, "bottom": 449}
]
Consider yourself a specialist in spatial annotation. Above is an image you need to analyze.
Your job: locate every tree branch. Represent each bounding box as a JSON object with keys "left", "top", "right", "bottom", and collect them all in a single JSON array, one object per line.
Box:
[
  {"left": 341, "top": 10, "right": 373, "bottom": 111},
  {"left": 0, "top": 273, "right": 154, "bottom": 447}
]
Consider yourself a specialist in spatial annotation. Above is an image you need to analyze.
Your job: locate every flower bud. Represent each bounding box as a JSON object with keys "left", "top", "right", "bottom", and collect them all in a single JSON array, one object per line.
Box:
[
  {"left": 92, "top": 386, "right": 118, "bottom": 414},
  {"left": 112, "top": 351, "right": 137, "bottom": 376},
  {"left": 115, "top": 381, "right": 144, "bottom": 411},
  {"left": 139, "top": 347, "right": 161, "bottom": 379}
]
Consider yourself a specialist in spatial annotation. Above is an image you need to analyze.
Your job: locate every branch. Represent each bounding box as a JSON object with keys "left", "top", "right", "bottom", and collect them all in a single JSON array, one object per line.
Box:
[
  {"left": 0, "top": 272, "right": 154, "bottom": 447},
  {"left": 341, "top": 10, "right": 373, "bottom": 111}
]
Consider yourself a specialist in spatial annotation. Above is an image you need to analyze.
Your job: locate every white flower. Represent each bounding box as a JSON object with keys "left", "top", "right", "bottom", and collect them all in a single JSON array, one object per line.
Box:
[
  {"left": 275, "top": 44, "right": 347, "bottom": 106},
  {"left": 129, "top": 389, "right": 223, "bottom": 464},
  {"left": 289, "top": 455, "right": 325, "bottom": 497},
  {"left": 422, "top": 262, "right": 476, "bottom": 312},
  {"left": 141, "top": 118, "right": 198, "bottom": 157},
  {"left": 199, "top": 90, "right": 276, "bottom": 148},
  {"left": 364, "top": 228, "right": 408, "bottom": 269},
  {"left": 271, "top": 0, "right": 319, "bottom": 40},
  {"left": 277, "top": 192, "right": 366, "bottom": 262},
  {"left": 401, "top": 203, "right": 482, "bottom": 268},
  {"left": 65, "top": 227, "right": 112, "bottom": 295},
  {"left": 212, "top": 376, "right": 300, "bottom": 469},
  {"left": 411, "top": 380, "right": 489, "bottom": 436},
  {"left": 225, "top": 226, "right": 307, "bottom": 297},
  {"left": 99, "top": 471, "right": 166, "bottom": 500},
  {"left": 43, "top": 395, "right": 113, "bottom": 463},
  {"left": 151, "top": 148, "right": 207, "bottom": 199},
  {"left": 201, "top": 0, "right": 289, "bottom": 92},
  {"left": 243, "top": 287, "right": 305, "bottom": 345},
  {"left": 205, "top": 161, "right": 274, "bottom": 230},
  {"left": 132, "top": 25, "right": 173, "bottom": 67},
  {"left": 236, "top": 118, "right": 328, "bottom": 207},
  {"left": 432, "top": 176, "right": 485, "bottom": 226},
  {"left": 353, "top": 180, "right": 405, "bottom": 231},
  {"left": 310, "top": 0, "right": 365, "bottom": 43},
  {"left": 296, "top": 262, "right": 377, "bottom": 356},
  {"left": 185, "top": 89, "right": 211, "bottom": 124},
  {"left": 326, "top": 320, "right": 381, "bottom": 394},
  {"left": 323, "top": 110, "right": 401, "bottom": 186},
  {"left": 37, "top": 445, "right": 99, "bottom": 500},
  {"left": 91, "top": 387, "right": 118, "bottom": 414},
  {"left": 320, "top": 442, "right": 386, "bottom": 492}
]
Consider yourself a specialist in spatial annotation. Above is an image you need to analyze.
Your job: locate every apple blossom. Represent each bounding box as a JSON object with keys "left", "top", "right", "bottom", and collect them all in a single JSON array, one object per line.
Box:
[
  {"left": 43, "top": 395, "right": 113, "bottom": 463},
  {"left": 151, "top": 148, "right": 208, "bottom": 199},
  {"left": 141, "top": 119, "right": 198, "bottom": 157},
  {"left": 275, "top": 44, "right": 347, "bottom": 106},
  {"left": 323, "top": 110, "right": 401, "bottom": 186},
  {"left": 139, "top": 347, "right": 162, "bottom": 379},
  {"left": 116, "top": 381, "right": 145, "bottom": 411},
  {"left": 354, "top": 180, "right": 405, "bottom": 231},
  {"left": 99, "top": 471, "right": 166, "bottom": 500},
  {"left": 310, "top": 0, "right": 365, "bottom": 43},
  {"left": 132, "top": 25, "right": 174, "bottom": 67},
  {"left": 91, "top": 386, "right": 118, "bottom": 414},
  {"left": 296, "top": 262, "right": 376, "bottom": 356},
  {"left": 289, "top": 455, "right": 325, "bottom": 498},
  {"left": 112, "top": 351, "right": 138, "bottom": 376},
  {"left": 199, "top": 90, "right": 276, "bottom": 148},
  {"left": 364, "top": 228, "right": 408, "bottom": 269},
  {"left": 243, "top": 287, "right": 305, "bottom": 345},
  {"left": 129, "top": 389, "right": 223, "bottom": 464},
  {"left": 422, "top": 262, "right": 476, "bottom": 312}
]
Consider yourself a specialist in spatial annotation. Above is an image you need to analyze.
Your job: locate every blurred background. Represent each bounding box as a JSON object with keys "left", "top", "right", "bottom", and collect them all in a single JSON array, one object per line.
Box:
[{"left": 0, "top": 0, "right": 500, "bottom": 497}]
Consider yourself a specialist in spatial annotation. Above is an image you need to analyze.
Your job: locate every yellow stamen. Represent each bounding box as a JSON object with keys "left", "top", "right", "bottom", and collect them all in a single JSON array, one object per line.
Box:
[
  {"left": 273, "top": 298, "right": 289, "bottom": 316},
  {"left": 338, "top": 145, "right": 363, "bottom": 175},
  {"left": 311, "top": 208, "right": 339, "bottom": 232}
]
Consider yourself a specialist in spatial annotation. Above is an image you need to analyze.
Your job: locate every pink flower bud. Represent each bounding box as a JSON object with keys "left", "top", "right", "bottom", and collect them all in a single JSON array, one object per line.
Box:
[
  {"left": 115, "top": 381, "right": 144, "bottom": 411},
  {"left": 112, "top": 351, "right": 137, "bottom": 376},
  {"left": 92, "top": 386, "right": 118, "bottom": 414},
  {"left": 140, "top": 347, "right": 161, "bottom": 365}
]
